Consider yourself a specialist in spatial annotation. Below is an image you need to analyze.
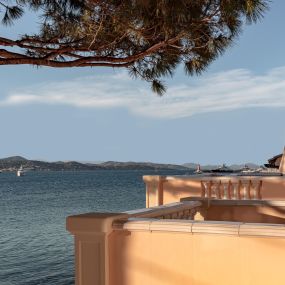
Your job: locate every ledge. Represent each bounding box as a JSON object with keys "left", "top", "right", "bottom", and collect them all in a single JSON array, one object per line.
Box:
[
  {"left": 119, "top": 218, "right": 155, "bottom": 231},
  {"left": 192, "top": 221, "right": 241, "bottom": 235},
  {"left": 123, "top": 201, "right": 201, "bottom": 218},
  {"left": 239, "top": 223, "right": 285, "bottom": 237},
  {"left": 114, "top": 219, "right": 285, "bottom": 238},
  {"left": 150, "top": 220, "right": 193, "bottom": 232},
  {"left": 143, "top": 175, "right": 167, "bottom": 183},
  {"left": 181, "top": 198, "right": 285, "bottom": 207},
  {"left": 66, "top": 212, "right": 128, "bottom": 234},
  {"left": 162, "top": 175, "right": 284, "bottom": 182}
]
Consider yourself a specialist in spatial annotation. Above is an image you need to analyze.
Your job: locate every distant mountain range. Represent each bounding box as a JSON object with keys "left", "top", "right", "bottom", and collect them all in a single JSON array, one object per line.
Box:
[
  {"left": 0, "top": 156, "right": 260, "bottom": 172},
  {"left": 0, "top": 156, "right": 189, "bottom": 171}
]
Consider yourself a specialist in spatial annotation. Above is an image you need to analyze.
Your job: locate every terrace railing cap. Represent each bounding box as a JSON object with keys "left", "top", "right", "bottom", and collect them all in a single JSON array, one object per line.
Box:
[
  {"left": 191, "top": 221, "right": 241, "bottom": 235},
  {"left": 181, "top": 198, "right": 285, "bottom": 207},
  {"left": 115, "top": 219, "right": 285, "bottom": 238},
  {"left": 239, "top": 223, "right": 285, "bottom": 237},
  {"left": 143, "top": 175, "right": 284, "bottom": 182},
  {"left": 66, "top": 212, "right": 128, "bottom": 234},
  {"left": 123, "top": 201, "right": 201, "bottom": 218}
]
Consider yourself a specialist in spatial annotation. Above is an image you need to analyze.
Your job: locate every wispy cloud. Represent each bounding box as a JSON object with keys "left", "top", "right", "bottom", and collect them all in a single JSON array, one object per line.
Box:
[{"left": 1, "top": 67, "right": 285, "bottom": 119}]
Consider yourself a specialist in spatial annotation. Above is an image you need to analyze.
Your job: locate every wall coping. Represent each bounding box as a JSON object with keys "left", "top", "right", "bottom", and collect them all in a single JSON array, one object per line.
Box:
[
  {"left": 66, "top": 212, "right": 129, "bottom": 234},
  {"left": 123, "top": 201, "right": 201, "bottom": 218},
  {"left": 181, "top": 198, "right": 285, "bottom": 207},
  {"left": 169, "top": 176, "right": 284, "bottom": 183},
  {"left": 143, "top": 175, "right": 284, "bottom": 183},
  {"left": 114, "top": 219, "right": 285, "bottom": 238},
  {"left": 67, "top": 201, "right": 201, "bottom": 234}
]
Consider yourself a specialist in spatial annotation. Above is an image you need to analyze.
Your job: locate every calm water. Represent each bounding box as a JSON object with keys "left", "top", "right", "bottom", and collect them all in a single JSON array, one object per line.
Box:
[{"left": 0, "top": 170, "right": 188, "bottom": 285}]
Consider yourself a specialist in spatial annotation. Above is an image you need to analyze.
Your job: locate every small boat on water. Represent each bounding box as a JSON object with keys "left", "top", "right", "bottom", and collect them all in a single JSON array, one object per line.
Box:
[
  {"left": 240, "top": 164, "right": 257, "bottom": 173},
  {"left": 17, "top": 165, "right": 25, "bottom": 177},
  {"left": 195, "top": 164, "right": 203, "bottom": 174},
  {"left": 211, "top": 164, "right": 233, "bottom": 173}
]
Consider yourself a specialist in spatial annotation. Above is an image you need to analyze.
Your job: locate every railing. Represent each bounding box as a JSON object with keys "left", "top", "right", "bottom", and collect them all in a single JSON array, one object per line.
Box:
[
  {"left": 143, "top": 175, "right": 285, "bottom": 208},
  {"left": 123, "top": 201, "right": 202, "bottom": 220},
  {"left": 201, "top": 180, "right": 262, "bottom": 200}
]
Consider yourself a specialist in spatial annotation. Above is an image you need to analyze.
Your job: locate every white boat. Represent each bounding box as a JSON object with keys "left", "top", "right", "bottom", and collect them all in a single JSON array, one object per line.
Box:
[
  {"left": 211, "top": 164, "right": 233, "bottom": 173},
  {"left": 195, "top": 164, "right": 203, "bottom": 174},
  {"left": 17, "top": 166, "right": 25, "bottom": 177}
]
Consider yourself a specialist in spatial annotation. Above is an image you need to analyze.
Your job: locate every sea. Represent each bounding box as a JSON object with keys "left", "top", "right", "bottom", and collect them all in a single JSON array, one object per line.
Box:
[{"left": 0, "top": 169, "right": 189, "bottom": 285}]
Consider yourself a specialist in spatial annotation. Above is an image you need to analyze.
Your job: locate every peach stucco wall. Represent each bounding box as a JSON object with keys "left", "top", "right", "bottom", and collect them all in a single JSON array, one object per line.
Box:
[
  {"left": 67, "top": 203, "right": 285, "bottom": 285},
  {"left": 205, "top": 204, "right": 285, "bottom": 224},
  {"left": 109, "top": 229, "right": 285, "bottom": 285},
  {"left": 144, "top": 176, "right": 285, "bottom": 207}
]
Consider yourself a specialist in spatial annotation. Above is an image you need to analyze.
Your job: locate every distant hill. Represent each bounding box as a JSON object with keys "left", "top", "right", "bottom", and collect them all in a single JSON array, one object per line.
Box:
[
  {"left": 0, "top": 156, "right": 259, "bottom": 172},
  {"left": 0, "top": 157, "right": 190, "bottom": 171},
  {"left": 0, "top": 156, "right": 30, "bottom": 170},
  {"left": 0, "top": 156, "right": 28, "bottom": 162},
  {"left": 0, "top": 156, "right": 102, "bottom": 171},
  {"left": 100, "top": 161, "right": 189, "bottom": 170},
  {"left": 182, "top": 163, "right": 198, "bottom": 169}
]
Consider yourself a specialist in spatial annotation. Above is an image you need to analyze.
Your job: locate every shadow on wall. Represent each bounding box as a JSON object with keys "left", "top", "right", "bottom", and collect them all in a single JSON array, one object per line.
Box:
[{"left": 192, "top": 200, "right": 285, "bottom": 224}]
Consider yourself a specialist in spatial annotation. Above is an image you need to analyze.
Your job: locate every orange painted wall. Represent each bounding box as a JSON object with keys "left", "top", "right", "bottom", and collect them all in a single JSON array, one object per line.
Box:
[
  {"left": 205, "top": 205, "right": 285, "bottom": 224},
  {"left": 109, "top": 230, "right": 285, "bottom": 285}
]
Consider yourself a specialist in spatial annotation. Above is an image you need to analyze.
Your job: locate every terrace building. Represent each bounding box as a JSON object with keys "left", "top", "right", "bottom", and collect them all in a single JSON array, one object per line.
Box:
[{"left": 67, "top": 148, "right": 285, "bottom": 285}]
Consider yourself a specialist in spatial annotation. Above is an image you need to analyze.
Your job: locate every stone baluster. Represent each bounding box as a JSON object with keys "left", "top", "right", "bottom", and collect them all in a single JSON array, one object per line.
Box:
[
  {"left": 239, "top": 180, "right": 251, "bottom": 200},
  {"left": 240, "top": 181, "right": 245, "bottom": 199},
  {"left": 211, "top": 181, "right": 220, "bottom": 199},
  {"left": 250, "top": 180, "right": 262, "bottom": 200},
  {"left": 245, "top": 181, "right": 251, "bottom": 200},
  {"left": 221, "top": 181, "right": 230, "bottom": 199},
  {"left": 250, "top": 181, "right": 254, "bottom": 200},
  {"left": 201, "top": 181, "right": 206, "bottom": 197},
  {"left": 237, "top": 181, "right": 242, "bottom": 200},
  {"left": 231, "top": 182, "right": 239, "bottom": 200},
  {"left": 156, "top": 207, "right": 202, "bottom": 220},
  {"left": 227, "top": 181, "right": 232, "bottom": 200},
  {"left": 257, "top": 181, "right": 262, "bottom": 200},
  {"left": 230, "top": 182, "right": 234, "bottom": 199},
  {"left": 205, "top": 181, "right": 211, "bottom": 198},
  {"left": 204, "top": 181, "right": 212, "bottom": 198}
]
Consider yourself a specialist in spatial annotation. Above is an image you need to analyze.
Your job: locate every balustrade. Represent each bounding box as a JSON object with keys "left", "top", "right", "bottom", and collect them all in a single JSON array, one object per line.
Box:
[
  {"left": 125, "top": 201, "right": 202, "bottom": 221},
  {"left": 158, "top": 208, "right": 198, "bottom": 220},
  {"left": 201, "top": 179, "right": 262, "bottom": 200}
]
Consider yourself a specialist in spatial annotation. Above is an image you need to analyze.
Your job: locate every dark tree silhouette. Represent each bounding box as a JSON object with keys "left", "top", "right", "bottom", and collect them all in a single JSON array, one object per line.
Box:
[{"left": 0, "top": 0, "right": 269, "bottom": 94}]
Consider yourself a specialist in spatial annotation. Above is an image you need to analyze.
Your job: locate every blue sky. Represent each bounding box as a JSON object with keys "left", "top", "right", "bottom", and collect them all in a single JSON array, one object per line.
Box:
[{"left": 0, "top": 1, "right": 284, "bottom": 165}]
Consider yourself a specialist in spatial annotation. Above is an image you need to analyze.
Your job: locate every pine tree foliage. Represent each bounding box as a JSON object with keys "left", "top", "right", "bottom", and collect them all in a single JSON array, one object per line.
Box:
[{"left": 0, "top": 0, "right": 269, "bottom": 94}]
